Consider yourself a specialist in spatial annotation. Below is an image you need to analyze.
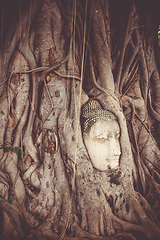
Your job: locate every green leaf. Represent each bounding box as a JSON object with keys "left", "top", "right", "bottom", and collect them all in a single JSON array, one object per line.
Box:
[
  {"left": 9, "top": 195, "right": 14, "bottom": 202},
  {"left": 6, "top": 147, "right": 10, "bottom": 152}
]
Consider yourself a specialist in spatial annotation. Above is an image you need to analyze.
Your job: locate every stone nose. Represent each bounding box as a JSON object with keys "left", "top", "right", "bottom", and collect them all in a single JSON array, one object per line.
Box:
[{"left": 109, "top": 137, "right": 121, "bottom": 156}]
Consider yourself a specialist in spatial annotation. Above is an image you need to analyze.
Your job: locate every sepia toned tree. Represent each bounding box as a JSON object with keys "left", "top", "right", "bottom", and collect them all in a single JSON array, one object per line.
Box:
[{"left": 0, "top": 0, "right": 160, "bottom": 239}]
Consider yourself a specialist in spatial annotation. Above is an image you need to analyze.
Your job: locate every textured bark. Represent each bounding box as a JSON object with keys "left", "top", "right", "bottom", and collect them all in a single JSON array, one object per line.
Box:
[{"left": 0, "top": 0, "right": 160, "bottom": 239}]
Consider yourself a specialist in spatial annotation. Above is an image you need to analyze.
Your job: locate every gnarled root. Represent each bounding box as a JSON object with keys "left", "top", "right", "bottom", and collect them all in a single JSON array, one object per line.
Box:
[
  {"left": 18, "top": 41, "right": 40, "bottom": 181},
  {"left": 5, "top": 152, "right": 25, "bottom": 206},
  {"left": 23, "top": 135, "right": 39, "bottom": 180},
  {"left": 110, "top": 193, "right": 160, "bottom": 239},
  {"left": 0, "top": 171, "right": 9, "bottom": 200},
  {"left": 76, "top": 170, "right": 115, "bottom": 236},
  {"left": 2, "top": 101, "right": 29, "bottom": 206},
  {"left": 26, "top": 150, "right": 55, "bottom": 220},
  {"left": 0, "top": 91, "right": 9, "bottom": 159},
  {"left": 0, "top": 196, "right": 24, "bottom": 238}
]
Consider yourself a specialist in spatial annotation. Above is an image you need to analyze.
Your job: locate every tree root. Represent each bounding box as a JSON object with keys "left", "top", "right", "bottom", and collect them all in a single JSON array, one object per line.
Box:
[
  {"left": 0, "top": 196, "right": 24, "bottom": 238},
  {"left": 0, "top": 91, "right": 9, "bottom": 159},
  {"left": 71, "top": 221, "right": 114, "bottom": 240},
  {"left": 18, "top": 41, "right": 40, "bottom": 181},
  {"left": 2, "top": 101, "right": 29, "bottom": 205},
  {"left": 27, "top": 151, "right": 55, "bottom": 220},
  {"left": 0, "top": 171, "right": 9, "bottom": 200}
]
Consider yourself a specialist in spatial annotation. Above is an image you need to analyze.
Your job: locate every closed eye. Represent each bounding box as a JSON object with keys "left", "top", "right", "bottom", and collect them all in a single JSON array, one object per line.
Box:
[{"left": 97, "top": 137, "right": 108, "bottom": 141}]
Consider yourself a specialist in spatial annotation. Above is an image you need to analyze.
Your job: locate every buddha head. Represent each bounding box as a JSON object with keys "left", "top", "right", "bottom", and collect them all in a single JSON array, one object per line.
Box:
[{"left": 81, "top": 99, "right": 121, "bottom": 171}]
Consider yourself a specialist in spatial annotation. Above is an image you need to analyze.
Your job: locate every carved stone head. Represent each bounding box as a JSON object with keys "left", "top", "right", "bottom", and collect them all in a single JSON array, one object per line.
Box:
[{"left": 81, "top": 99, "right": 121, "bottom": 171}]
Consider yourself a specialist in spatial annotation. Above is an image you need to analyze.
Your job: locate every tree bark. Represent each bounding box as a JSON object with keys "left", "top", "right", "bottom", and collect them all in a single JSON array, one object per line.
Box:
[{"left": 0, "top": 0, "right": 160, "bottom": 239}]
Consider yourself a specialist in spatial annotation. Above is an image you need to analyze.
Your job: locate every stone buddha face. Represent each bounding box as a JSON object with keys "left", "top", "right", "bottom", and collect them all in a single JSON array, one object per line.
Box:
[{"left": 81, "top": 100, "right": 121, "bottom": 171}]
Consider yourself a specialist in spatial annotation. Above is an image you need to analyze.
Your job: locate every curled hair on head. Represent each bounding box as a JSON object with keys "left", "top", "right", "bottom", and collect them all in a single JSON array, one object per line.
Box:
[{"left": 81, "top": 99, "right": 118, "bottom": 135}]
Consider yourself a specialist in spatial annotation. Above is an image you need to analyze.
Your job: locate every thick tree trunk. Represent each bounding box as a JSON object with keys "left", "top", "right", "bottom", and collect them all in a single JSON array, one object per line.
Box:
[{"left": 0, "top": 0, "right": 160, "bottom": 239}]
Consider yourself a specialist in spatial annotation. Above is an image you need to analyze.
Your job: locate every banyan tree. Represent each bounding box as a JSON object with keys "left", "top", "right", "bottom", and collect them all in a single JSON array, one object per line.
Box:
[{"left": 0, "top": 0, "right": 160, "bottom": 239}]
